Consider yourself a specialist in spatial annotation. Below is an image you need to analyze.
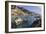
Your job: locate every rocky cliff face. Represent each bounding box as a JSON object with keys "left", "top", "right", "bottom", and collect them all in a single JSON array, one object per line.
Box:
[{"left": 11, "top": 6, "right": 33, "bottom": 16}]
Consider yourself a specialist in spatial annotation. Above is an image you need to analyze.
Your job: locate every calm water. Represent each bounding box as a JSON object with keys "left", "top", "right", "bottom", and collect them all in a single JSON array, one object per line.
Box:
[{"left": 11, "top": 15, "right": 39, "bottom": 28}]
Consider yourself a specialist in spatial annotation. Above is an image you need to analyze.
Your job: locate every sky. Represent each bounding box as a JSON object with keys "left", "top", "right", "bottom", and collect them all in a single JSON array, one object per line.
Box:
[{"left": 16, "top": 5, "right": 42, "bottom": 15}]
